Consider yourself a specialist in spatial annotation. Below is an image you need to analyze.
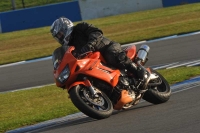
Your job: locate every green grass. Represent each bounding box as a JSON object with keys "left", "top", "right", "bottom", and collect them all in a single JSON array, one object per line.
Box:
[
  {"left": 0, "top": 0, "right": 71, "bottom": 12},
  {"left": 0, "top": 86, "right": 79, "bottom": 132},
  {"left": 0, "top": 66, "right": 200, "bottom": 132},
  {"left": 1, "top": 3, "right": 200, "bottom": 65},
  {"left": 158, "top": 67, "right": 200, "bottom": 84}
]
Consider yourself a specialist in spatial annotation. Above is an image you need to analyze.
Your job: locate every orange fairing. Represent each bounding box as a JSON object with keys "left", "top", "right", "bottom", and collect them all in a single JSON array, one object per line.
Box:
[
  {"left": 80, "top": 60, "right": 121, "bottom": 87},
  {"left": 54, "top": 46, "right": 121, "bottom": 89},
  {"left": 114, "top": 90, "right": 133, "bottom": 110},
  {"left": 124, "top": 45, "right": 136, "bottom": 60},
  {"left": 53, "top": 46, "right": 77, "bottom": 88},
  {"left": 67, "top": 46, "right": 75, "bottom": 53}
]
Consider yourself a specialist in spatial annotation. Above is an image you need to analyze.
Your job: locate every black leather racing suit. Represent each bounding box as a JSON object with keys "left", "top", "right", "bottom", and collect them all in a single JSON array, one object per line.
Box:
[{"left": 68, "top": 22, "right": 136, "bottom": 72}]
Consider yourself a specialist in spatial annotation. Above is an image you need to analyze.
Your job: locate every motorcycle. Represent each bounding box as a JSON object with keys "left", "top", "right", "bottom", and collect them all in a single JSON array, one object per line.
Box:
[{"left": 52, "top": 44, "right": 171, "bottom": 119}]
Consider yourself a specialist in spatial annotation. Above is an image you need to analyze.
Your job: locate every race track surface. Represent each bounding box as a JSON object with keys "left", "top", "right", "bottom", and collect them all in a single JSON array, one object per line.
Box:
[{"left": 33, "top": 85, "right": 200, "bottom": 133}]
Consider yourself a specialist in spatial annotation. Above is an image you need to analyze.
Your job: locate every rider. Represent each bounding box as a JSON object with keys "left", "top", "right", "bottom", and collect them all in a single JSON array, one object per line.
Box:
[{"left": 50, "top": 17, "right": 145, "bottom": 79}]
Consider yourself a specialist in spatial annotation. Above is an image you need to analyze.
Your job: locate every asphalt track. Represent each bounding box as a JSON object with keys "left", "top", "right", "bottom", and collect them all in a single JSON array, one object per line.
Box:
[
  {"left": 4, "top": 33, "right": 200, "bottom": 133},
  {"left": 1, "top": 33, "right": 200, "bottom": 92},
  {"left": 36, "top": 86, "right": 200, "bottom": 133}
]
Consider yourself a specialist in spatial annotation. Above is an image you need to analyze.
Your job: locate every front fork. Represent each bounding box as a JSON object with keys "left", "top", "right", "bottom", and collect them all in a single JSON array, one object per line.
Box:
[
  {"left": 83, "top": 77, "right": 99, "bottom": 98},
  {"left": 68, "top": 77, "right": 99, "bottom": 98}
]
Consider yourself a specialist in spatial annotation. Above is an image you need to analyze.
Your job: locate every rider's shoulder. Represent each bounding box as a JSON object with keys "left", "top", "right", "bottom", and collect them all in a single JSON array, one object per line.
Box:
[{"left": 75, "top": 22, "right": 93, "bottom": 29}]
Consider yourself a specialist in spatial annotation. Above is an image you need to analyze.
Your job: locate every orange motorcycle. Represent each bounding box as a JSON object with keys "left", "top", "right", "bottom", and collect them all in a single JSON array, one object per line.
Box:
[{"left": 52, "top": 44, "right": 171, "bottom": 119}]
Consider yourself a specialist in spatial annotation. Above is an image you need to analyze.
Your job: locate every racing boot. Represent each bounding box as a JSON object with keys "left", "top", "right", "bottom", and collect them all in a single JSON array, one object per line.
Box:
[
  {"left": 127, "top": 62, "right": 147, "bottom": 91},
  {"left": 127, "top": 62, "right": 145, "bottom": 79},
  {"left": 117, "top": 52, "right": 146, "bottom": 81}
]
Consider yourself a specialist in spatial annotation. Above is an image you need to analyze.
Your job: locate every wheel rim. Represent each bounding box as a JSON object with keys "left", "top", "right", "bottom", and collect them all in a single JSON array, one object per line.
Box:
[
  {"left": 79, "top": 87, "right": 110, "bottom": 111},
  {"left": 149, "top": 73, "right": 168, "bottom": 92}
]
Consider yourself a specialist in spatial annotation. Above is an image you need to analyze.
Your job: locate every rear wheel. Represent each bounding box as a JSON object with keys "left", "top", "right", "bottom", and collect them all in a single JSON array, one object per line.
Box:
[
  {"left": 69, "top": 85, "right": 113, "bottom": 119},
  {"left": 142, "top": 69, "right": 171, "bottom": 104}
]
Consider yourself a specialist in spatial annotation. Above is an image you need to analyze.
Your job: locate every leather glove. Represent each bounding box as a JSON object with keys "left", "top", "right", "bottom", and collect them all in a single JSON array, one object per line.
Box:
[{"left": 80, "top": 44, "right": 95, "bottom": 54}]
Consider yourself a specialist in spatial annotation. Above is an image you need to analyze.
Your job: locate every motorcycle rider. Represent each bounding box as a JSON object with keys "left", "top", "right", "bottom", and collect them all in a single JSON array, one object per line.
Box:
[{"left": 50, "top": 17, "right": 145, "bottom": 80}]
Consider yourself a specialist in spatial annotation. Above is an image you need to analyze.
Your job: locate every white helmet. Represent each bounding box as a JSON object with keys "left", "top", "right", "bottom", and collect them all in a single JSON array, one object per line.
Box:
[{"left": 50, "top": 17, "right": 73, "bottom": 46}]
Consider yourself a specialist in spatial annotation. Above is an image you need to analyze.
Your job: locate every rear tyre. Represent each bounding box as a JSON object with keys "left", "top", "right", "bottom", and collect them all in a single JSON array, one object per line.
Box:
[
  {"left": 142, "top": 69, "right": 171, "bottom": 104},
  {"left": 69, "top": 85, "right": 113, "bottom": 119}
]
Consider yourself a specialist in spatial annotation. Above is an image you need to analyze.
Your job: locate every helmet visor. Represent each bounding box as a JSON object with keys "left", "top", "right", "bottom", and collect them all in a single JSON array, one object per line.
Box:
[{"left": 54, "top": 31, "right": 65, "bottom": 44}]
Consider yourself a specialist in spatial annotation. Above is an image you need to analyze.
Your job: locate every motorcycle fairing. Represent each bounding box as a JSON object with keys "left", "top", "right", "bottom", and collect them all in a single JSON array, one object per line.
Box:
[
  {"left": 65, "top": 56, "right": 121, "bottom": 89},
  {"left": 54, "top": 45, "right": 136, "bottom": 90},
  {"left": 124, "top": 45, "right": 136, "bottom": 60},
  {"left": 54, "top": 47, "right": 121, "bottom": 88},
  {"left": 113, "top": 90, "right": 134, "bottom": 110}
]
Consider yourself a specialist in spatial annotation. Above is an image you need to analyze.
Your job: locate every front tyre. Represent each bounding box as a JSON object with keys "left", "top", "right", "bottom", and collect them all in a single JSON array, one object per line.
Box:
[
  {"left": 69, "top": 85, "right": 113, "bottom": 119},
  {"left": 142, "top": 69, "right": 171, "bottom": 104}
]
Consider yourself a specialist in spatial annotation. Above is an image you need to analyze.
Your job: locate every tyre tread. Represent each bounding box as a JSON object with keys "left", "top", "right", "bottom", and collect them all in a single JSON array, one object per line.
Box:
[
  {"left": 142, "top": 69, "right": 171, "bottom": 104},
  {"left": 69, "top": 85, "right": 113, "bottom": 119}
]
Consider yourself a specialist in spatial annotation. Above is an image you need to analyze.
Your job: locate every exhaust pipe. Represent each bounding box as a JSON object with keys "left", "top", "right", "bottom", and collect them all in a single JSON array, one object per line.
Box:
[
  {"left": 136, "top": 45, "right": 151, "bottom": 91},
  {"left": 136, "top": 45, "right": 150, "bottom": 64}
]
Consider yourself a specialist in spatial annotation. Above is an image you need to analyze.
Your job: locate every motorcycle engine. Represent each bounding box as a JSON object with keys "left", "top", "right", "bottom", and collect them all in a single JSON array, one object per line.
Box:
[
  {"left": 111, "top": 76, "right": 137, "bottom": 105},
  {"left": 91, "top": 76, "right": 138, "bottom": 106},
  {"left": 92, "top": 78, "right": 113, "bottom": 96},
  {"left": 119, "top": 76, "right": 129, "bottom": 87}
]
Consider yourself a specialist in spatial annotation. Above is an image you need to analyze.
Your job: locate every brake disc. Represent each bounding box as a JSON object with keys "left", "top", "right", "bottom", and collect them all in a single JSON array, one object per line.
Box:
[{"left": 83, "top": 89, "right": 105, "bottom": 106}]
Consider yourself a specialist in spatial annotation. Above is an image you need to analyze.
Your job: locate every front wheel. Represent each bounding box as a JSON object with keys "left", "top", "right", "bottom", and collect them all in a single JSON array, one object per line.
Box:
[
  {"left": 69, "top": 85, "right": 113, "bottom": 119},
  {"left": 142, "top": 69, "right": 171, "bottom": 104}
]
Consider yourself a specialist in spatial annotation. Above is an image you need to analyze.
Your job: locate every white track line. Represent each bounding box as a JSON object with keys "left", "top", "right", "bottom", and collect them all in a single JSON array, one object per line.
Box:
[
  {"left": 147, "top": 35, "right": 177, "bottom": 43},
  {"left": 0, "top": 61, "right": 25, "bottom": 68},
  {"left": 0, "top": 83, "right": 55, "bottom": 94},
  {"left": 166, "top": 59, "right": 200, "bottom": 69},
  {"left": 172, "top": 84, "right": 200, "bottom": 94},
  {"left": 122, "top": 41, "right": 147, "bottom": 47},
  {"left": 153, "top": 62, "right": 179, "bottom": 70},
  {"left": 187, "top": 61, "right": 200, "bottom": 67}
]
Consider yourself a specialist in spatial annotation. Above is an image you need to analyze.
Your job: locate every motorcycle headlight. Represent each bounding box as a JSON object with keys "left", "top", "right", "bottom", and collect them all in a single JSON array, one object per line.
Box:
[{"left": 57, "top": 65, "right": 70, "bottom": 84}]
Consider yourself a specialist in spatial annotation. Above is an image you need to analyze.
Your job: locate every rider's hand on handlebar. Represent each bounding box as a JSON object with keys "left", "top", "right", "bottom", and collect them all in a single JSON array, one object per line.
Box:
[{"left": 80, "top": 44, "right": 95, "bottom": 54}]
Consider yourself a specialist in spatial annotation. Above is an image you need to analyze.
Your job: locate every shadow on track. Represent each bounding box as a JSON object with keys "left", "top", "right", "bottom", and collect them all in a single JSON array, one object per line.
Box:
[{"left": 32, "top": 104, "right": 153, "bottom": 133}]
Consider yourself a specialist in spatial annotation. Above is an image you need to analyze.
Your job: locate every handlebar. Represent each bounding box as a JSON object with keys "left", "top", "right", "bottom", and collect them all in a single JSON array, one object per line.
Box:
[{"left": 72, "top": 50, "right": 93, "bottom": 59}]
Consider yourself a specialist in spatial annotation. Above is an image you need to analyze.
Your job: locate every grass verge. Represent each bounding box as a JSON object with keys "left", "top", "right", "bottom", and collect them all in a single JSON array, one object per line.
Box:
[
  {"left": 0, "top": 66, "right": 200, "bottom": 132},
  {"left": 0, "top": 3, "right": 200, "bottom": 65}
]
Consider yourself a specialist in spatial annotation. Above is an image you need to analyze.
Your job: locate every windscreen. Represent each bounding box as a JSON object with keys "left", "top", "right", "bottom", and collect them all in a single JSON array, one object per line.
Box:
[{"left": 52, "top": 46, "right": 66, "bottom": 69}]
